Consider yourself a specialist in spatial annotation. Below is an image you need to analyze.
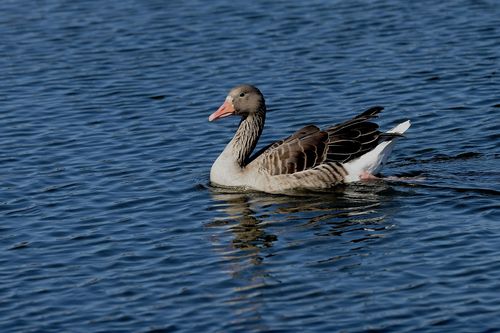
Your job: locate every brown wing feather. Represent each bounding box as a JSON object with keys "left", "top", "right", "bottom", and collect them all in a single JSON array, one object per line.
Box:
[
  {"left": 325, "top": 106, "right": 387, "bottom": 163},
  {"left": 250, "top": 125, "right": 329, "bottom": 175},
  {"left": 247, "top": 124, "right": 321, "bottom": 165},
  {"left": 249, "top": 106, "right": 392, "bottom": 173}
]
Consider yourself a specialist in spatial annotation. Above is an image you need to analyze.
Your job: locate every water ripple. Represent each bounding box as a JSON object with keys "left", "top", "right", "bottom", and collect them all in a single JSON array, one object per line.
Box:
[{"left": 1, "top": 0, "right": 499, "bottom": 332}]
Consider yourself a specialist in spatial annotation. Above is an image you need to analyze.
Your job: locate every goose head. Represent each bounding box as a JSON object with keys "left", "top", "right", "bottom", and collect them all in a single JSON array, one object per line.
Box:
[{"left": 209, "top": 85, "right": 266, "bottom": 122}]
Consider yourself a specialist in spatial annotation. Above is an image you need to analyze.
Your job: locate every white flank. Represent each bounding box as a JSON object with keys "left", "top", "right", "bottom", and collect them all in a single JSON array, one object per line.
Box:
[{"left": 343, "top": 120, "right": 411, "bottom": 182}]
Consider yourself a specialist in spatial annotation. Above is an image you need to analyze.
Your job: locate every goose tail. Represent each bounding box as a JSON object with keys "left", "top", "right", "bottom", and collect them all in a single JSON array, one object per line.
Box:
[{"left": 343, "top": 120, "right": 411, "bottom": 182}]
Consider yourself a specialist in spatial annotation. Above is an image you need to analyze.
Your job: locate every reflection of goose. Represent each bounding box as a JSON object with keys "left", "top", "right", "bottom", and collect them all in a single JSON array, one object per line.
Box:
[
  {"left": 208, "top": 181, "right": 392, "bottom": 249},
  {"left": 207, "top": 184, "right": 397, "bottom": 330},
  {"left": 209, "top": 192, "right": 276, "bottom": 250},
  {"left": 209, "top": 85, "right": 410, "bottom": 194}
]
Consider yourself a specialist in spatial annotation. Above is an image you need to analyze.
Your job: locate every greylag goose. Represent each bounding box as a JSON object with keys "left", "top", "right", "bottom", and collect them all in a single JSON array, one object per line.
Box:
[{"left": 209, "top": 84, "right": 410, "bottom": 194}]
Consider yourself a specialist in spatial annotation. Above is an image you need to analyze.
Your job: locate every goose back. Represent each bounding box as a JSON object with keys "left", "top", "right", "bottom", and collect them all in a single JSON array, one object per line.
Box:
[{"left": 248, "top": 106, "right": 395, "bottom": 176}]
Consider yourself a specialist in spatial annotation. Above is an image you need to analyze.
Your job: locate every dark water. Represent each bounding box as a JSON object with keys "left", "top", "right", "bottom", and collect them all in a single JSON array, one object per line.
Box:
[{"left": 1, "top": 0, "right": 499, "bottom": 332}]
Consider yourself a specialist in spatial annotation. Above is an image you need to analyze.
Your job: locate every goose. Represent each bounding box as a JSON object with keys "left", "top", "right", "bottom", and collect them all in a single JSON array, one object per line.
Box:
[{"left": 209, "top": 84, "right": 410, "bottom": 194}]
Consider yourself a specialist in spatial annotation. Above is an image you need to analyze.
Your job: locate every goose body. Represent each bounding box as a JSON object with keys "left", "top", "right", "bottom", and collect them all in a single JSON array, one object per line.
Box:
[{"left": 209, "top": 85, "right": 410, "bottom": 194}]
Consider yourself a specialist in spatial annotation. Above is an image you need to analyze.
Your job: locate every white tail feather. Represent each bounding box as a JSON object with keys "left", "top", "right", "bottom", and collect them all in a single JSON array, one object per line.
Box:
[{"left": 343, "top": 120, "right": 411, "bottom": 182}]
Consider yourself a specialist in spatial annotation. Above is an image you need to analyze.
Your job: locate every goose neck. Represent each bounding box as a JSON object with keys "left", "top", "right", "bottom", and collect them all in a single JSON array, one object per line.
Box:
[{"left": 230, "top": 111, "right": 265, "bottom": 167}]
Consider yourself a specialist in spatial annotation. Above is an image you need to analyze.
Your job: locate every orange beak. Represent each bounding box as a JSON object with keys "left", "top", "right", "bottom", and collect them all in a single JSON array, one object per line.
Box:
[{"left": 208, "top": 98, "right": 235, "bottom": 122}]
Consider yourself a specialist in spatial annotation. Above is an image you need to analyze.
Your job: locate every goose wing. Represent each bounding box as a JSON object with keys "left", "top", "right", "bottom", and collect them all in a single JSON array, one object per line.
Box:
[
  {"left": 325, "top": 106, "right": 400, "bottom": 163},
  {"left": 249, "top": 106, "right": 398, "bottom": 175},
  {"left": 249, "top": 125, "right": 329, "bottom": 175}
]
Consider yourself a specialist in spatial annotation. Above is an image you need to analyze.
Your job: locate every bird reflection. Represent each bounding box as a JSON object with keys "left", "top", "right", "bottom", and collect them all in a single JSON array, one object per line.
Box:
[
  {"left": 207, "top": 190, "right": 276, "bottom": 251},
  {"left": 207, "top": 181, "right": 394, "bottom": 253},
  {"left": 206, "top": 182, "right": 397, "bottom": 330}
]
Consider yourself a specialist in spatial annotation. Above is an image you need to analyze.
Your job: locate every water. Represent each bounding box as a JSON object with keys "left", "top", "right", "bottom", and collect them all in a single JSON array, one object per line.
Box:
[{"left": 1, "top": 0, "right": 499, "bottom": 332}]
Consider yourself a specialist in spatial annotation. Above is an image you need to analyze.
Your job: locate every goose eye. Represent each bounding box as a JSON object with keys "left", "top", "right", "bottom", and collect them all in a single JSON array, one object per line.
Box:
[{"left": 239, "top": 92, "right": 245, "bottom": 97}]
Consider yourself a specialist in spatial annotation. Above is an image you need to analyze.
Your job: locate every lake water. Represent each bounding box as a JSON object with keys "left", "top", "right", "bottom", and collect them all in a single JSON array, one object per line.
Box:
[{"left": 1, "top": 0, "right": 499, "bottom": 332}]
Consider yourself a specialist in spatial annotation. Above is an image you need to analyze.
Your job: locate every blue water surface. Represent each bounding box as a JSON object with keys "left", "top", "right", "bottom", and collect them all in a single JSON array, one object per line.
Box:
[{"left": 1, "top": 0, "right": 499, "bottom": 332}]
